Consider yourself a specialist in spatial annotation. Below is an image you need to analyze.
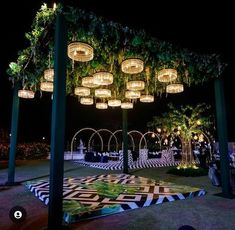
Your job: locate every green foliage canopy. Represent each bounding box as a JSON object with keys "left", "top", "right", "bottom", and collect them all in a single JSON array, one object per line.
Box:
[
  {"left": 148, "top": 103, "right": 213, "bottom": 140},
  {"left": 7, "top": 3, "right": 227, "bottom": 98}
]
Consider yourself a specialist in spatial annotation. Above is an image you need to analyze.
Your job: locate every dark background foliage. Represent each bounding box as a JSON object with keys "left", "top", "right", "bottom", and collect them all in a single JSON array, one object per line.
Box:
[{"left": 0, "top": 143, "right": 50, "bottom": 160}]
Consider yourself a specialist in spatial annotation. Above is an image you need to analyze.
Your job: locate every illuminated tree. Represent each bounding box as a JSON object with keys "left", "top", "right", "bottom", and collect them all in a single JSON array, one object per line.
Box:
[{"left": 148, "top": 103, "right": 213, "bottom": 165}]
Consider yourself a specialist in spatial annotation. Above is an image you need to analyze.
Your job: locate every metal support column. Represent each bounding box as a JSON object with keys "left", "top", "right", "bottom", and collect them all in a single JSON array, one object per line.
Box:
[
  {"left": 122, "top": 109, "right": 128, "bottom": 174},
  {"left": 7, "top": 82, "right": 20, "bottom": 185},
  {"left": 48, "top": 12, "right": 67, "bottom": 229},
  {"left": 214, "top": 78, "right": 233, "bottom": 198}
]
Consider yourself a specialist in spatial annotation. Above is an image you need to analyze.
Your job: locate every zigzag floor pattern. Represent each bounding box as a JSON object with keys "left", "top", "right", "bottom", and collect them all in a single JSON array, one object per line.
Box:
[
  {"left": 26, "top": 174, "right": 206, "bottom": 223},
  {"left": 74, "top": 159, "right": 181, "bottom": 170}
]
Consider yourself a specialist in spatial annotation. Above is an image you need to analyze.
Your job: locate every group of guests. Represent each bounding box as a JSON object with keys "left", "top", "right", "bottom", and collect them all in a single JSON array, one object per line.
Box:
[
  {"left": 193, "top": 144, "right": 211, "bottom": 168},
  {"left": 208, "top": 145, "right": 235, "bottom": 188}
]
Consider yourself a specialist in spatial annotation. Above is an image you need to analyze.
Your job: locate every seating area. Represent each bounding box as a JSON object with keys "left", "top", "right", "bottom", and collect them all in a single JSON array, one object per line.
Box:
[
  {"left": 84, "top": 152, "right": 109, "bottom": 163},
  {"left": 75, "top": 158, "right": 180, "bottom": 170},
  {"left": 82, "top": 149, "right": 178, "bottom": 164},
  {"left": 75, "top": 149, "right": 180, "bottom": 170}
]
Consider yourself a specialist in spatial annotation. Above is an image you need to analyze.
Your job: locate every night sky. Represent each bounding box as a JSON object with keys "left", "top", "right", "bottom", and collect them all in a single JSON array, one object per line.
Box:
[{"left": 0, "top": 0, "right": 234, "bottom": 143}]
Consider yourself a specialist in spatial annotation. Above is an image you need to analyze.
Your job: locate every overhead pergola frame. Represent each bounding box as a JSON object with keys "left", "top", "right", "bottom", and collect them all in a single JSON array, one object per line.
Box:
[
  {"left": 6, "top": 3, "right": 233, "bottom": 229},
  {"left": 7, "top": 3, "right": 226, "bottom": 103}
]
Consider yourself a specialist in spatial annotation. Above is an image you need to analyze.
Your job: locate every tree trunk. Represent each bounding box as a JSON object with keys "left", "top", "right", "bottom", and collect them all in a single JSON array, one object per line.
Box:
[{"left": 181, "top": 138, "right": 193, "bottom": 164}]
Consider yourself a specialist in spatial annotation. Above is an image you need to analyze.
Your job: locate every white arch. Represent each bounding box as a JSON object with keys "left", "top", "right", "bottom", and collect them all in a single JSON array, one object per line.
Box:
[
  {"left": 88, "top": 129, "right": 119, "bottom": 152},
  {"left": 107, "top": 129, "right": 135, "bottom": 151},
  {"left": 70, "top": 128, "right": 103, "bottom": 159},
  {"left": 139, "top": 131, "right": 161, "bottom": 151},
  {"left": 128, "top": 130, "right": 147, "bottom": 151}
]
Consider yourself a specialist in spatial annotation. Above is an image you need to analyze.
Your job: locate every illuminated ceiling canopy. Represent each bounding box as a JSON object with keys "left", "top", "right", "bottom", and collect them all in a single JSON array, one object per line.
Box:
[{"left": 7, "top": 3, "right": 226, "bottom": 109}]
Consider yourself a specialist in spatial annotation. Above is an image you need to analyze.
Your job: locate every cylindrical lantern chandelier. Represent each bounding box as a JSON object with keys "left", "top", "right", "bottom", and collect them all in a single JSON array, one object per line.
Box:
[
  {"left": 67, "top": 42, "right": 94, "bottom": 62},
  {"left": 166, "top": 83, "right": 184, "bottom": 93},
  {"left": 95, "top": 89, "right": 111, "bottom": 98},
  {"left": 108, "top": 99, "right": 121, "bottom": 107},
  {"left": 44, "top": 68, "right": 54, "bottom": 82},
  {"left": 82, "top": 76, "right": 98, "bottom": 88},
  {"left": 140, "top": 94, "right": 154, "bottom": 103},
  {"left": 93, "top": 72, "right": 113, "bottom": 85},
  {"left": 121, "top": 102, "right": 133, "bottom": 109},
  {"left": 74, "top": 87, "right": 90, "bottom": 96},
  {"left": 96, "top": 102, "right": 108, "bottom": 109},
  {"left": 80, "top": 97, "right": 94, "bottom": 105},
  {"left": 40, "top": 82, "right": 53, "bottom": 92},
  {"left": 121, "top": 58, "right": 144, "bottom": 74},
  {"left": 126, "top": 80, "right": 145, "bottom": 91},
  {"left": 157, "top": 68, "right": 177, "bottom": 82},
  {"left": 18, "top": 89, "right": 35, "bottom": 99},
  {"left": 125, "top": 90, "right": 141, "bottom": 99}
]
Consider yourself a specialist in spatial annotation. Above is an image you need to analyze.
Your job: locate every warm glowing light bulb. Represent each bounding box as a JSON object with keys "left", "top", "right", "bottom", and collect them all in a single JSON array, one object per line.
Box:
[
  {"left": 53, "top": 3, "right": 57, "bottom": 11},
  {"left": 199, "top": 134, "right": 204, "bottom": 142},
  {"left": 157, "top": 128, "right": 161, "bottom": 133},
  {"left": 196, "top": 120, "right": 201, "bottom": 125}
]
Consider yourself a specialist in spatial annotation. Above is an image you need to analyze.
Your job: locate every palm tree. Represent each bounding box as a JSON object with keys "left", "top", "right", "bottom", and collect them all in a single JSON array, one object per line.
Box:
[{"left": 148, "top": 103, "right": 213, "bottom": 165}]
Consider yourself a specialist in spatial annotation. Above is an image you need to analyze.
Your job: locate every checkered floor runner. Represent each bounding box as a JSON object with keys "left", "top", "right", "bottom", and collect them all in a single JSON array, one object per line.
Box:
[
  {"left": 26, "top": 174, "right": 206, "bottom": 223},
  {"left": 74, "top": 159, "right": 181, "bottom": 170}
]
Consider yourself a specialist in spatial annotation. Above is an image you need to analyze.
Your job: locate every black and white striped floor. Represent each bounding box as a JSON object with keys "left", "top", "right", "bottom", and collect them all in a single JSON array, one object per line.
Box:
[
  {"left": 74, "top": 159, "right": 181, "bottom": 170},
  {"left": 26, "top": 174, "right": 206, "bottom": 223}
]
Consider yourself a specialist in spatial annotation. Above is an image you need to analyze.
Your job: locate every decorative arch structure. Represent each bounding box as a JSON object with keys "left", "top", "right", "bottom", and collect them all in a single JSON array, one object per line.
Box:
[
  {"left": 139, "top": 131, "right": 161, "bottom": 151},
  {"left": 128, "top": 130, "right": 147, "bottom": 151},
  {"left": 70, "top": 128, "right": 103, "bottom": 157},
  {"left": 107, "top": 129, "right": 135, "bottom": 151},
  {"left": 88, "top": 129, "right": 119, "bottom": 152}
]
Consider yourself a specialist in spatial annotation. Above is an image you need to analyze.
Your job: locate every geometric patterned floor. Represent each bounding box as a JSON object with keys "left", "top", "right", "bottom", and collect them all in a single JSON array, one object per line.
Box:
[
  {"left": 74, "top": 159, "right": 181, "bottom": 170},
  {"left": 26, "top": 174, "right": 206, "bottom": 223}
]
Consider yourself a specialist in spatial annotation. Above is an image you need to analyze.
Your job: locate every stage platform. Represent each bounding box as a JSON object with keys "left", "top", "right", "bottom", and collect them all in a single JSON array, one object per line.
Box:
[{"left": 26, "top": 174, "right": 206, "bottom": 223}]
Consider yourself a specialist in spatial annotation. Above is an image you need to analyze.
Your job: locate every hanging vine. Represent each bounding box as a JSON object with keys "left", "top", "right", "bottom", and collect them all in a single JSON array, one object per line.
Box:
[{"left": 7, "top": 3, "right": 227, "bottom": 97}]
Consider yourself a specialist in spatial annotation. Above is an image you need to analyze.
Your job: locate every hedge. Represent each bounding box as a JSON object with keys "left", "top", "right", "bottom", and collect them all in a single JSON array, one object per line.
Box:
[{"left": 0, "top": 142, "right": 50, "bottom": 160}]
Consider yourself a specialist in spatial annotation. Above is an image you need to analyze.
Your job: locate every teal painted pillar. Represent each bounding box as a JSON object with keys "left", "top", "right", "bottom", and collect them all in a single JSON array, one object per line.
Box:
[
  {"left": 122, "top": 109, "right": 128, "bottom": 174},
  {"left": 7, "top": 82, "right": 20, "bottom": 185},
  {"left": 214, "top": 78, "right": 232, "bottom": 197},
  {"left": 48, "top": 12, "right": 67, "bottom": 229}
]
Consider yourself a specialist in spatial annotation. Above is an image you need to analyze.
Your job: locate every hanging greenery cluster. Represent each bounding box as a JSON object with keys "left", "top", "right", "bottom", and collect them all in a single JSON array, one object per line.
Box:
[{"left": 7, "top": 3, "right": 227, "bottom": 96}]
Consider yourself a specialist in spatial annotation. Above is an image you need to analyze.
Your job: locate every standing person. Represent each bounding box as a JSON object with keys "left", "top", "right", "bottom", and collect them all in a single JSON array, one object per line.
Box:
[
  {"left": 193, "top": 145, "right": 200, "bottom": 162},
  {"left": 198, "top": 145, "right": 203, "bottom": 167},
  {"left": 204, "top": 144, "right": 210, "bottom": 167},
  {"left": 200, "top": 146, "right": 207, "bottom": 168},
  {"left": 231, "top": 151, "right": 235, "bottom": 168},
  {"left": 230, "top": 151, "right": 235, "bottom": 190},
  {"left": 208, "top": 160, "right": 221, "bottom": 186}
]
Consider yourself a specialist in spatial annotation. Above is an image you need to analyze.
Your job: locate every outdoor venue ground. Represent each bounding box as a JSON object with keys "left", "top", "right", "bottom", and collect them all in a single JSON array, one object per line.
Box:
[{"left": 0, "top": 160, "right": 235, "bottom": 230}]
